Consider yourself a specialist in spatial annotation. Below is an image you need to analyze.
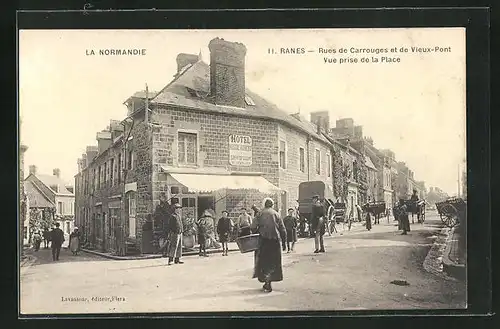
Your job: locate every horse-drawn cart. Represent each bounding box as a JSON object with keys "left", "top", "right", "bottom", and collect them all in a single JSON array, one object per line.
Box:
[
  {"left": 405, "top": 199, "right": 426, "bottom": 223},
  {"left": 363, "top": 201, "right": 387, "bottom": 224},
  {"left": 297, "top": 181, "right": 338, "bottom": 236},
  {"left": 436, "top": 197, "right": 466, "bottom": 228}
]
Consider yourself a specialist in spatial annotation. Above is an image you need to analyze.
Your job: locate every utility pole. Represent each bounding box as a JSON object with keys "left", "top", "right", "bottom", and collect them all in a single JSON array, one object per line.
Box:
[
  {"left": 145, "top": 84, "right": 149, "bottom": 124},
  {"left": 457, "top": 163, "right": 461, "bottom": 198}
]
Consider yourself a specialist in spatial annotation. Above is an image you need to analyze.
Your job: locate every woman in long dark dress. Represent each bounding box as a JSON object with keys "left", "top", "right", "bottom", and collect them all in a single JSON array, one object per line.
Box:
[
  {"left": 250, "top": 198, "right": 286, "bottom": 293},
  {"left": 363, "top": 203, "right": 372, "bottom": 231},
  {"left": 398, "top": 199, "right": 411, "bottom": 235}
]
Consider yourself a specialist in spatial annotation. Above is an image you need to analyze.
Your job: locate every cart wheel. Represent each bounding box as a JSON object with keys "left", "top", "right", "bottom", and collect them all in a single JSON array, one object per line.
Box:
[
  {"left": 327, "top": 206, "right": 335, "bottom": 236},
  {"left": 441, "top": 204, "right": 458, "bottom": 228}
]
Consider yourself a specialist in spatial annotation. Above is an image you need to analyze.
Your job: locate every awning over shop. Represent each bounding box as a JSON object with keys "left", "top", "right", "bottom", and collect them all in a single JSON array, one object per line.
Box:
[{"left": 168, "top": 173, "right": 281, "bottom": 194}]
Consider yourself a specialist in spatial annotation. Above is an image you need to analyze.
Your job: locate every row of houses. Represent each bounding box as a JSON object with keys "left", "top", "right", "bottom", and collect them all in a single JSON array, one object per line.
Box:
[
  {"left": 21, "top": 166, "right": 76, "bottom": 245},
  {"left": 72, "top": 37, "right": 426, "bottom": 256}
]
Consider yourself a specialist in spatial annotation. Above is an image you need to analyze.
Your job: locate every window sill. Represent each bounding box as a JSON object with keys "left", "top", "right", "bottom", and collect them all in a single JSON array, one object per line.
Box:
[{"left": 177, "top": 164, "right": 199, "bottom": 168}]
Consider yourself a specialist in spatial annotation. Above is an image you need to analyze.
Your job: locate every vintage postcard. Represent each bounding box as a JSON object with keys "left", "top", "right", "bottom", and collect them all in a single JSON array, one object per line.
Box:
[{"left": 19, "top": 28, "right": 467, "bottom": 314}]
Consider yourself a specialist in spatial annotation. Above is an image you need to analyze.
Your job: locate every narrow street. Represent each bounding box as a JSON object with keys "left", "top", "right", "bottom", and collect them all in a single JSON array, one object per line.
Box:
[{"left": 20, "top": 212, "right": 466, "bottom": 314}]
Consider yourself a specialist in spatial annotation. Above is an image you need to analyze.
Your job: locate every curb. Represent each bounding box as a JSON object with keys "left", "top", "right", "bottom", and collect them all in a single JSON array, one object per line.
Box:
[
  {"left": 20, "top": 254, "right": 37, "bottom": 269},
  {"left": 82, "top": 247, "right": 240, "bottom": 260},
  {"left": 441, "top": 226, "right": 466, "bottom": 281}
]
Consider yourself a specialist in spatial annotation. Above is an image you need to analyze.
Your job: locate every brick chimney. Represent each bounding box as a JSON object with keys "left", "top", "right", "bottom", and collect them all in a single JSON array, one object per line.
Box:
[
  {"left": 53, "top": 168, "right": 60, "bottom": 178},
  {"left": 208, "top": 38, "right": 247, "bottom": 108},
  {"left": 176, "top": 53, "right": 199, "bottom": 73},
  {"left": 316, "top": 117, "right": 322, "bottom": 134},
  {"left": 310, "top": 111, "right": 330, "bottom": 133},
  {"left": 96, "top": 130, "right": 112, "bottom": 154},
  {"left": 29, "top": 165, "right": 37, "bottom": 175},
  {"left": 109, "top": 120, "right": 124, "bottom": 141},
  {"left": 81, "top": 153, "right": 87, "bottom": 169},
  {"left": 86, "top": 146, "right": 99, "bottom": 164}
]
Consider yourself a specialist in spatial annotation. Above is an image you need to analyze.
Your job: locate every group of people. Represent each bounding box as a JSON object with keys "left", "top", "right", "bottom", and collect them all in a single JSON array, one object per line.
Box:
[{"left": 30, "top": 223, "right": 82, "bottom": 261}]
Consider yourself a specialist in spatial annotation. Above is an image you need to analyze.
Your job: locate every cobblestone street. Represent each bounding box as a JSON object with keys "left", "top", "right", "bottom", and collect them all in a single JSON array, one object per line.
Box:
[{"left": 20, "top": 212, "right": 466, "bottom": 314}]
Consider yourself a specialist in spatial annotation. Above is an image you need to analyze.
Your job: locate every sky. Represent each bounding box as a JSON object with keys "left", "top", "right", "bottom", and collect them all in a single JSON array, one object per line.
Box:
[{"left": 19, "top": 28, "right": 466, "bottom": 195}]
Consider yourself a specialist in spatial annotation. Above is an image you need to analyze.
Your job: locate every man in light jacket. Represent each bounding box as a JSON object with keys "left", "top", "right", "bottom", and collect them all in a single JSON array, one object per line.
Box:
[{"left": 167, "top": 203, "right": 184, "bottom": 265}]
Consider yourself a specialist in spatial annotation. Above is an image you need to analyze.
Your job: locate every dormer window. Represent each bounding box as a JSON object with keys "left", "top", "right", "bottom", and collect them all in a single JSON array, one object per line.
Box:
[
  {"left": 186, "top": 88, "right": 197, "bottom": 97},
  {"left": 245, "top": 95, "right": 256, "bottom": 106},
  {"left": 50, "top": 185, "right": 59, "bottom": 193}
]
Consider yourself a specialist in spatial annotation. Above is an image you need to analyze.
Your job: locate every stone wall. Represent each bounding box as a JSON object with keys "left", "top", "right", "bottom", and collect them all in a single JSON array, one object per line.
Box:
[
  {"left": 277, "top": 124, "right": 332, "bottom": 213},
  {"left": 150, "top": 106, "right": 280, "bottom": 211},
  {"left": 75, "top": 118, "right": 153, "bottom": 253},
  {"left": 128, "top": 120, "right": 153, "bottom": 252},
  {"left": 150, "top": 105, "right": 333, "bottom": 221}
]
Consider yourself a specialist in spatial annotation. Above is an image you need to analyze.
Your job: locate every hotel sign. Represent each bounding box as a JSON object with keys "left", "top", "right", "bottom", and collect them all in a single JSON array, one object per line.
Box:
[{"left": 229, "top": 134, "right": 252, "bottom": 166}]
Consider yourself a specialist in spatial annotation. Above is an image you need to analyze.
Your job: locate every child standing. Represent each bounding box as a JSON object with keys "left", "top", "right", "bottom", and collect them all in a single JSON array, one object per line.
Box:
[
  {"left": 217, "top": 210, "right": 232, "bottom": 256},
  {"left": 283, "top": 208, "right": 298, "bottom": 252}
]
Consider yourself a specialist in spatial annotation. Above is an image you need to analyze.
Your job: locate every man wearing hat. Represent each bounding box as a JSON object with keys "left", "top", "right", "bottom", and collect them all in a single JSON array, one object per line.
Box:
[
  {"left": 154, "top": 193, "right": 171, "bottom": 257},
  {"left": 311, "top": 195, "right": 326, "bottom": 253},
  {"left": 166, "top": 203, "right": 184, "bottom": 265},
  {"left": 410, "top": 189, "right": 420, "bottom": 224},
  {"left": 50, "top": 222, "right": 65, "bottom": 261}
]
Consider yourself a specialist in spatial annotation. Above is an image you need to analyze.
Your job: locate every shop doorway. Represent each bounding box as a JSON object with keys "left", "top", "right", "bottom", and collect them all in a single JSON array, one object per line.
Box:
[{"left": 197, "top": 195, "right": 215, "bottom": 218}]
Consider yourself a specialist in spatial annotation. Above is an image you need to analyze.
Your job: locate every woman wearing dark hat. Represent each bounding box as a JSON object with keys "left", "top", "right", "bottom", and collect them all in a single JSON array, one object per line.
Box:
[
  {"left": 217, "top": 210, "right": 232, "bottom": 256},
  {"left": 250, "top": 198, "right": 287, "bottom": 292}
]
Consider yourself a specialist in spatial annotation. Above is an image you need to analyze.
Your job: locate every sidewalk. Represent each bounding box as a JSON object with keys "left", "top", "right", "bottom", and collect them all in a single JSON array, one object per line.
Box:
[
  {"left": 20, "top": 247, "right": 38, "bottom": 269},
  {"left": 82, "top": 242, "right": 240, "bottom": 260},
  {"left": 81, "top": 221, "right": 378, "bottom": 261},
  {"left": 442, "top": 224, "right": 466, "bottom": 280}
]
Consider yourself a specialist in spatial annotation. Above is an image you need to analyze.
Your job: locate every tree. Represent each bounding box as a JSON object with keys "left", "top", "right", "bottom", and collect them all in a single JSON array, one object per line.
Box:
[{"left": 332, "top": 144, "right": 349, "bottom": 204}]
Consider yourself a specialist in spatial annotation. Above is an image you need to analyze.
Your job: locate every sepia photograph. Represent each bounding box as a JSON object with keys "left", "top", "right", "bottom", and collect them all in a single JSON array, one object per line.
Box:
[{"left": 19, "top": 27, "right": 467, "bottom": 314}]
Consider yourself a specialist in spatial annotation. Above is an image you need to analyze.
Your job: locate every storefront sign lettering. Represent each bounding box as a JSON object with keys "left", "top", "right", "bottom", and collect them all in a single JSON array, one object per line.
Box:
[{"left": 229, "top": 134, "right": 252, "bottom": 166}]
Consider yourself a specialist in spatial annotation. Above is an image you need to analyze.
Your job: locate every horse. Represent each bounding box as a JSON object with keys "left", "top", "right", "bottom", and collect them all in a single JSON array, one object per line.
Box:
[
  {"left": 363, "top": 202, "right": 386, "bottom": 225},
  {"left": 406, "top": 200, "right": 425, "bottom": 224}
]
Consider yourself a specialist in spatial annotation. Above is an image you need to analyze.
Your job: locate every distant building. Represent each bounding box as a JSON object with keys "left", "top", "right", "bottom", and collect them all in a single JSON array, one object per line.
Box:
[
  {"left": 25, "top": 166, "right": 75, "bottom": 241},
  {"left": 332, "top": 118, "right": 394, "bottom": 207}
]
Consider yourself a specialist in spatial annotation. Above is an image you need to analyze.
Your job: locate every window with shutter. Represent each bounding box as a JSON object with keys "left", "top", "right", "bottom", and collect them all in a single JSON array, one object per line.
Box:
[
  {"left": 279, "top": 140, "right": 286, "bottom": 169},
  {"left": 299, "top": 147, "right": 305, "bottom": 172},
  {"left": 315, "top": 149, "right": 321, "bottom": 175},
  {"left": 178, "top": 132, "right": 198, "bottom": 165}
]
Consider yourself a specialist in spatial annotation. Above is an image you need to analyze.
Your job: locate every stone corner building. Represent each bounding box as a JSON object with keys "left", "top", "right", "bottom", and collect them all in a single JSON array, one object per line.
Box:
[{"left": 74, "top": 38, "right": 333, "bottom": 255}]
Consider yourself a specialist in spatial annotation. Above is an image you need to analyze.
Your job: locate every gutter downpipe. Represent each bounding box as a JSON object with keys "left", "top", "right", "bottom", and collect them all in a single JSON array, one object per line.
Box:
[
  {"left": 306, "top": 135, "right": 311, "bottom": 181},
  {"left": 119, "top": 117, "right": 135, "bottom": 256}
]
